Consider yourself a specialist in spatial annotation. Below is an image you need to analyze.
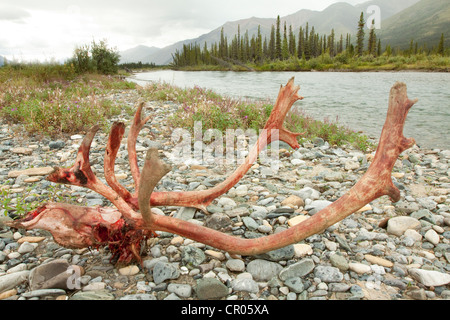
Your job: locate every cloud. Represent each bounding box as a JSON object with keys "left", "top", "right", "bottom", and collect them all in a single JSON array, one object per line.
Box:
[
  {"left": 0, "top": 4, "right": 31, "bottom": 23},
  {"left": 0, "top": 0, "right": 369, "bottom": 62}
]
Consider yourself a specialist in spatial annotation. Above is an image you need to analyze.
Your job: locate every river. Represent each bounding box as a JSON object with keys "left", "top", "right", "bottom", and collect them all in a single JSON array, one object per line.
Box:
[{"left": 129, "top": 70, "right": 450, "bottom": 150}]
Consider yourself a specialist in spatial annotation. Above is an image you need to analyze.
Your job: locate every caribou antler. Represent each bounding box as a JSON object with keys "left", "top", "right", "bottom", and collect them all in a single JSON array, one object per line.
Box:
[{"left": 6, "top": 79, "right": 417, "bottom": 263}]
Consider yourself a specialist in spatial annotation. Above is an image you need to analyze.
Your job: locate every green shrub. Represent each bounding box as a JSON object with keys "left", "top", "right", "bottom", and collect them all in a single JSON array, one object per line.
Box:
[{"left": 69, "top": 39, "right": 120, "bottom": 75}]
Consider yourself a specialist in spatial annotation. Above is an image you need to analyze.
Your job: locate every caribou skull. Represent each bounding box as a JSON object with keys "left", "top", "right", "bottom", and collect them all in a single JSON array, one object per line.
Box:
[{"left": 6, "top": 78, "right": 418, "bottom": 264}]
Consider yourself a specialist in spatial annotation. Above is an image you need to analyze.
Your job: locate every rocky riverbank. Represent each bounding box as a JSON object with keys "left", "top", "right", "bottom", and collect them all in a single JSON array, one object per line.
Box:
[{"left": 0, "top": 89, "right": 449, "bottom": 300}]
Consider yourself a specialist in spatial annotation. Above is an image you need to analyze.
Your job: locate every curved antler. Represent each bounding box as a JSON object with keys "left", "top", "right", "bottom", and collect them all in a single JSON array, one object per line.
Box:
[{"left": 6, "top": 80, "right": 417, "bottom": 262}]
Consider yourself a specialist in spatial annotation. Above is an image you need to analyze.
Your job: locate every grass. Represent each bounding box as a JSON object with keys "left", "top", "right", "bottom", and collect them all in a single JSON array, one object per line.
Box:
[
  {"left": 140, "top": 81, "right": 374, "bottom": 152},
  {"left": 0, "top": 63, "right": 137, "bottom": 138}
]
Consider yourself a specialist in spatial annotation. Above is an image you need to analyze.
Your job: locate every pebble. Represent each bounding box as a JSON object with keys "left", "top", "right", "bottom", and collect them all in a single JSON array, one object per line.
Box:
[
  {"left": 226, "top": 259, "right": 246, "bottom": 272},
  {"left": 195, "top": 278, "right": 229, "bottom": 299},
  {"left": 409, "top": 269, "right": 450, "bottom": 287},
  {"left": 246, "top": 259, "right": 283, "bottom": 282},
  {"left": 0, "top": 91, "right": 449, "bottom": 300},
  {"left": 167, "top": 283, "right": 192, "bottom": 298},
  {"left": 387, "top": 216, "right": 421, "bottom": 236},
  {"left": 118, "top": 265, "right": 140, "bottom": 276},
  {"left": 348, "top": 263, "right": 372, "bottom": 275},
  {"left": 424, "top": 229, "right": 440, "bottom": 245}
]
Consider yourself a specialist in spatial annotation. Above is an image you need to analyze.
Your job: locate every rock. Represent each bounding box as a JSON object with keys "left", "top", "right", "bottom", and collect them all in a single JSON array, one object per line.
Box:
[
  {"left": 408, "top": 289, "right": 427, "bottom": 300},
  {"left": 11, "top": 147, "right": 33, "bottom": 155},
  {"left": 164, "top": 292, "right": 182, "bottom": 300},
  {"left": 404, "top": 229, "right": 422, "bottom": 242},
  {"left": 350, "top": 285, "right": 365, "bottom": 299},
  {"left": 218, "top": 197, "right": 237, "bottom": 207},
  {"left": 195, "top": 278, "right": 229, "bottom": 300},
  {"left": 279, "top": 259, "right": 315, "bottom": 281},
  {"left": 82, "top": 282, "right": 106, "bottom": 291},
  {"left": 284, "top": 277, "right": 304, "bottom": 293},
  {"left": 49, "top": 140, "right": 65, "bottom": 149},
  {"left": 8, "top": 167, "right": 55, "bottom": 178},
  {"left": 322, "top": 170, "right": 343, "bottom": 182},
  {"left": 395, "top": 201, "right": 420, "bottom": 214},
  {"left": 174, "top": 207, "right": 197, "bottom": 221},
  {"left": 70, "top": 290, "right": 114, "bottom": 300},
  {"left": 288, "top": 215, "right": 310, "bottom": 227},
  {"left": 21, "top": 288, "right": 66, "bottom": 298},
  {"left": 314, "top": 266, "right": 343, "bottom": 283},
  {"left": 409, "top": 269, "right": 450, "bottom": 287},
  {"left": 417, "top": 197, "right": 437, "bottom": 211},
  {"left": 424, "top": 229, "right": 440, "bottom": 245},
  {"left": 242, "top": 217, "right": 259, "bottom": 230},
  {"left": 181, "top": 246, "right": 206, "bottom": 267},
  {"left": 348, "top": 263, "right": 372, "bottom": 275},
  {"left": 364, "top": 254, "right": 394, "bottom": 268},
  {"left": 232, "top": 278, "right": 259, "bottom": 293},
  {"left": 294, "top": 187, "right": 320, "bottom": 201},
  {"left": 152, "top": 262, "right": 180, "bottom": 285},
  {"left": 328, "top": 283, "right": 351, "bottom": 292},
  {"left": 0, "top": 288, "right": 17, "bottom": 300},
  {"left": 293, "top": 243, "right": 313, "bottom": 258},
  {"left": 205, "top": 212, "right": 231, "bottom": 230},
  {"left": 306, "top": 200, "right": 333, "bottom": 215},
  {"left": 28, "top": 259, "right": 84, "bottom": 291},
  {"left": 118, "top": 265, "right": 140, "bottom": 276},
  {"left": 246, "top": 259, "right": 283, "bottom": 282},
  {"left": 235, "top": 185, "right": 248, "bottom": 197},
  {"left": 255, "top": 245, "right": 294, "bottom": 262},
  {"left": 0, "top": 271, "right": 30, "bottom": 293},
  {"left": 17, "top": 236, "right": 46, "bottom": 244},
  {"left": 281, "top": 195, "right": 304, "bottom": 208},
  {"left": 387, "top": 216, "right": 421, "bottom": 236},
  {"left": 167, "top": 283, "right": 192, "bottom": 298},
  {"left": 330, "top": 254, "right": 349, "bottom": 271},
  {"left": 17, "top": 242, "right": 38, "bottom": 254},
  {"left": 120, "top": 294, "right": 156, "bottom": 300},
  {"left": 226, "top": 259, "right": 246, "bottom": 272},
  {"left": 345, "top": 160, "right": 360, "bottom": 171}
]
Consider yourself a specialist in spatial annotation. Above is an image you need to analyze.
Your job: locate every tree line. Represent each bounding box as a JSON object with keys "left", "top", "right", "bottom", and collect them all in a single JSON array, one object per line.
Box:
[{"left": 171, "top": 12, "right": 446, "bottom": 69}]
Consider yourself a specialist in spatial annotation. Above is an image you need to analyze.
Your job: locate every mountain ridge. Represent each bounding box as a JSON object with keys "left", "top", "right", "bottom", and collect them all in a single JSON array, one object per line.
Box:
[{"left": 121, "top": 0, "right": 434, "bottom": 65}]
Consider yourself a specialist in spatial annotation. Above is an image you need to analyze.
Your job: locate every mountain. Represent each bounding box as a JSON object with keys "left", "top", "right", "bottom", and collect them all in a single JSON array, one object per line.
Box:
[
  {"left": 379, "top": 0, "right": 450, "bottom": 49},
  {"left": 119, "top": 45, "right": 161, "bottom": 64},
  {"left": 0, "top": 56, "right": 4, "bottom": 66},
  {"left": 126, "top": 0, "right": 422, "bottom": 64}
]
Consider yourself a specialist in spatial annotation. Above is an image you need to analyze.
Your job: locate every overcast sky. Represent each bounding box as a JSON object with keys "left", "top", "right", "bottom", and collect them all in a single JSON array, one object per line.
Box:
[{"left": 0, "top": 0, "right": 369, "bottom": 62}]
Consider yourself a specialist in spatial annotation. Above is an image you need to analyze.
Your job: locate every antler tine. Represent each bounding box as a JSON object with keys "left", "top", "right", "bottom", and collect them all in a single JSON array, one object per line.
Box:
[
  {"left": 138, "top": 148, "right": 172, "bottom": 226},
  {"left": 128, "top": 101, "right": 152, "bottom": 196},
  {"left": 104, "top": 122, "right": 138, "bottom": 209}
]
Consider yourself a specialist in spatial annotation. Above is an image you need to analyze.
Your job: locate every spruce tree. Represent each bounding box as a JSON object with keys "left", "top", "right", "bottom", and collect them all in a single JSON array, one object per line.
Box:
[
  {"left": 269, "top": 25, "right": 276, "bottom": 60},
  {"left": 288, "top": 25, "right": 296, "bottom": 57},
  {"left": 276, "top": 16, "right": 282, "bottom": 60},
  {"left": 438, "top": 33, "right": 444, "bottom": 56},
  {"left": 356, "top": 12, "right": 365, "bottom": 56},
  {"left": 282, "top": 22, "right": 289, "bottom": 60},
  {"left": 297, "top": 27, "right": 305, "bottom": 59},
  {"left": 368, "top": 20, "right": 377, "bottom": 56}
]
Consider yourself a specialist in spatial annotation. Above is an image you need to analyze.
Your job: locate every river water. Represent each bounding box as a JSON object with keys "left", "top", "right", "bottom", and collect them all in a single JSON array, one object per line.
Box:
[{"left": 129, "top": 70, "right": 450, "bottom": 150}]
